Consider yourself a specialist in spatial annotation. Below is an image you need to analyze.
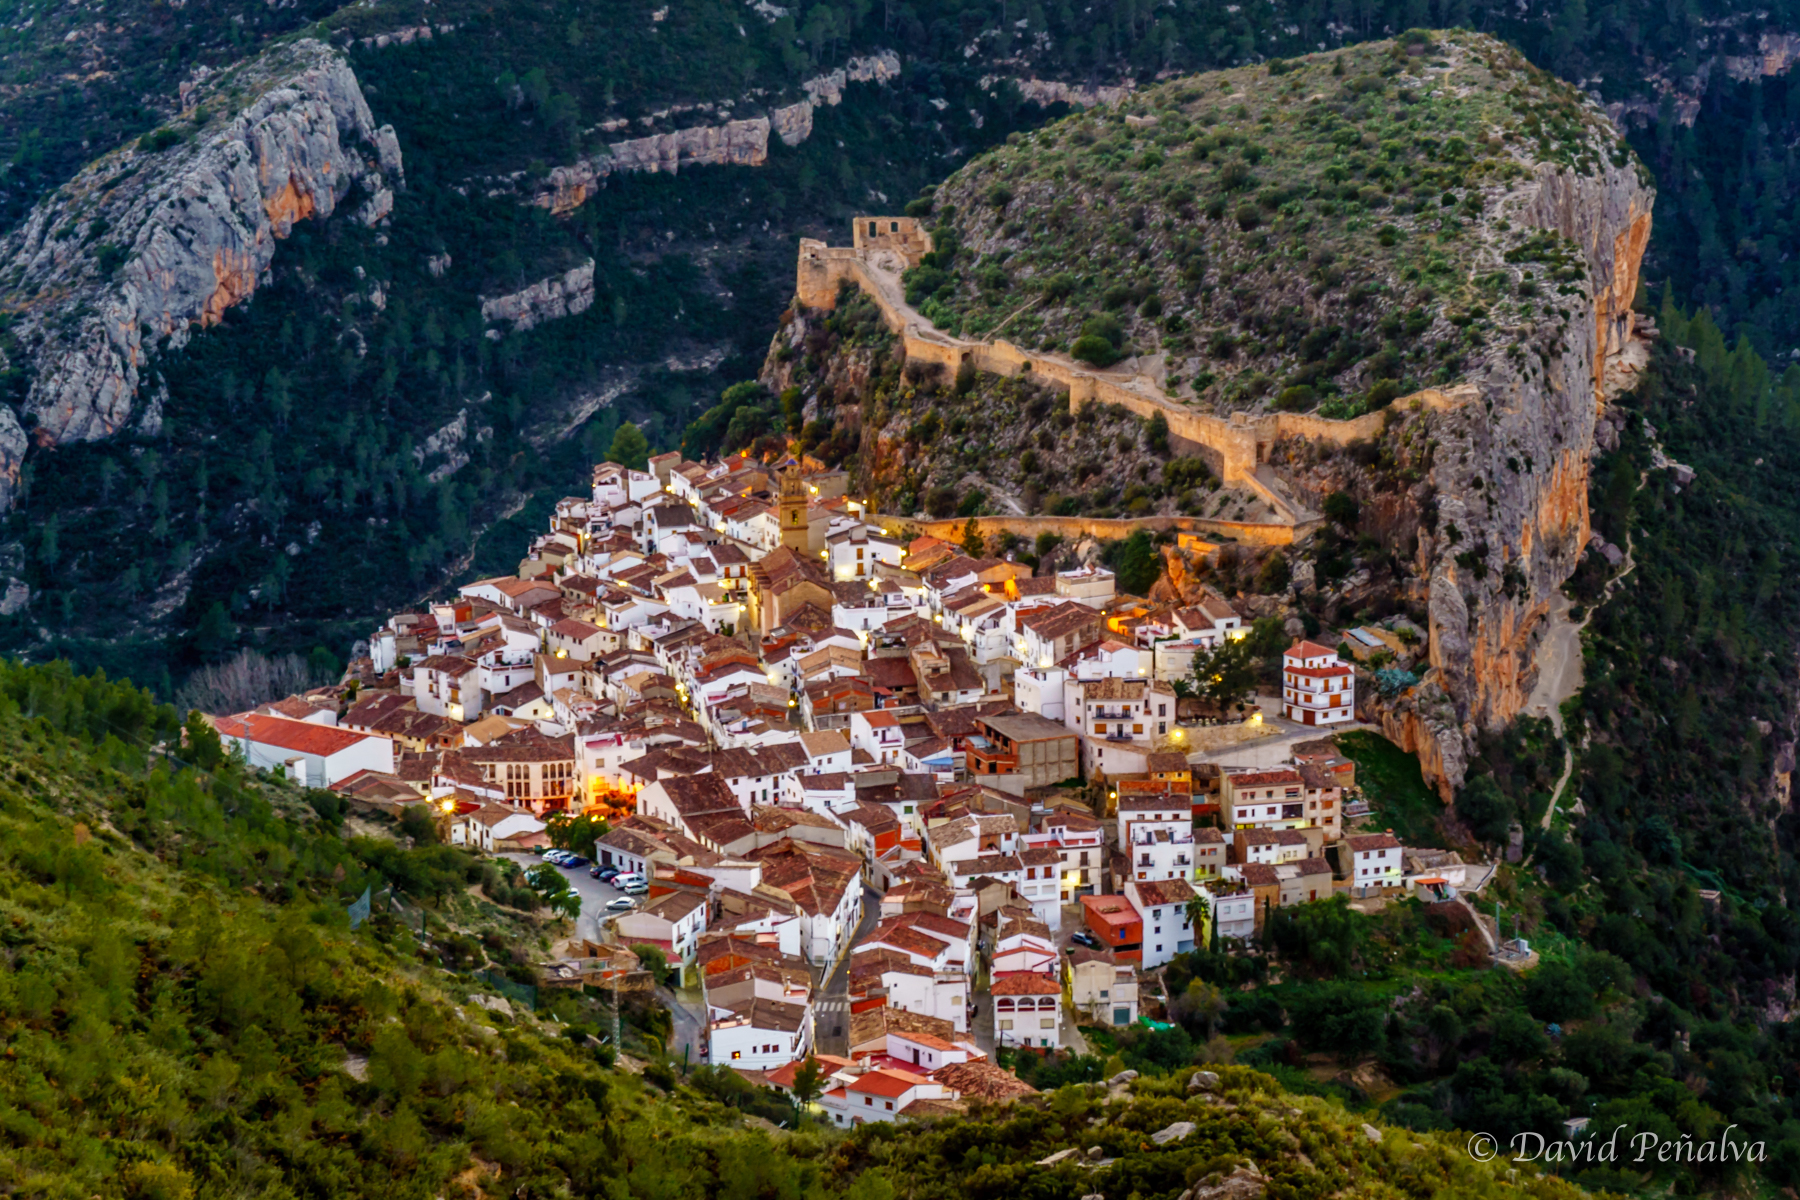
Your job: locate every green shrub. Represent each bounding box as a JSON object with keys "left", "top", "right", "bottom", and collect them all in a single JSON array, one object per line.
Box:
[
  {"left": 1235, "top": 203, "right": 1261, "bottom": 230},
  {"left": 1070, "top": 335, "right": 1121, "bottom": 366}
]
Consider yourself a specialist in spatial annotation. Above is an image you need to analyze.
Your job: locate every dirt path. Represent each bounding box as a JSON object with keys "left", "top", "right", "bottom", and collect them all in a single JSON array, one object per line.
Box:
[{"left": 1534, "top": 469, "right": 1647, "bottom": 832}]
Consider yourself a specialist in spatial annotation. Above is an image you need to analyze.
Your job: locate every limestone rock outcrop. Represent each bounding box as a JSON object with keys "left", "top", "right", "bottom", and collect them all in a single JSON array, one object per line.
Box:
[
  {"left": 480, "top": 260, "right": 596, "bottom": 332},
  {"left": 529, "top": 52, "right": 901, "bottom": 215},
  {"left": 1415, "top": 156, "right": 1654, "bottom": 797},
  {"left": 0, "top": 39, "right": 400, "bottom": 466},
  {"left": 982, "top": 76, "right": 1136, "bottom": 107}
]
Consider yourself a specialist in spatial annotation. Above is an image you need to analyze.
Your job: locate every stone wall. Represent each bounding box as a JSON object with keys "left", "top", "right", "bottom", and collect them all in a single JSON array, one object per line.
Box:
[
  {"left": 871, "top": 511, "right": 1321, "bottom": 548},
  {"left": 797, "top": 222, "right": 1473, "bottom": 489}
]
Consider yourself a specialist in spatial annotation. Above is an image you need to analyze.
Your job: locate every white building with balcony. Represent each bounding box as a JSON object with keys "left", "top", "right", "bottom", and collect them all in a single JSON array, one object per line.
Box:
[
  {"left": 1280, "top": 640, "right": 1356, "bottom": 725},
  {"left": 1117, "top": 795, "right": 1194, "bottom": 884}
]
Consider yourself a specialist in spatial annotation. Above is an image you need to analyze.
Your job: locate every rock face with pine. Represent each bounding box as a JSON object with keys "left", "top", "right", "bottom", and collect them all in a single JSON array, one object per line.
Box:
[
  {"left": 0, "top": 40, "right": 400, "bottom": 505},
  {"left": 773, "top": 32, "right": 1653, "bottom": 794}
]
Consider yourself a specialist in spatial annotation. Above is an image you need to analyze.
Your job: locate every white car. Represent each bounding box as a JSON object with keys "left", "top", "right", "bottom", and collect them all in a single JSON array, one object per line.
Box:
[
  {"left": 605, "top": 897, "right": 636, "bottom": 912},
  {"left": 543, "top": 850, "right": 571, "bottom": 865}
]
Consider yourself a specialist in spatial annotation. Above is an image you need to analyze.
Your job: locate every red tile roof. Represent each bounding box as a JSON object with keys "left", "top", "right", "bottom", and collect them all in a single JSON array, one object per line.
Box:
[
  {"left": 1286, "top": 639, "right": 1340, "bottom": 658},
  {"left": 847, "top": 1068, "right": 931, "bottom": 1097},
  {"left": 219, "top": 714, "right": 378, "bottom": 757}
]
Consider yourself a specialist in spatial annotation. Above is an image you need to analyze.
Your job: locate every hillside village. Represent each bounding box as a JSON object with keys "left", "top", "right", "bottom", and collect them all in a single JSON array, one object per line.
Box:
[{"left": 209, "top": 448, "right": 1474, "bottom": 1122}]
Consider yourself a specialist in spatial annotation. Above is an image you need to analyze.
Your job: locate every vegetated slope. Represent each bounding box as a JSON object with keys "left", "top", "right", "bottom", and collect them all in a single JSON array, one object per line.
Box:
[
  {"left": 757, "top": 286, "right": 1248, "bottom": 525},
  {"left": 913, "top": 31, "right": 1636, "bottom": 420},
  {"left": 0, "top": 657, "right": 1597, "bottom": 1200},
  {"left": 0, "top": 36, "right": 1040, "bottom": 694},
  {"left": 0, "top": 0, "right": 1794, "bottom": 700}
]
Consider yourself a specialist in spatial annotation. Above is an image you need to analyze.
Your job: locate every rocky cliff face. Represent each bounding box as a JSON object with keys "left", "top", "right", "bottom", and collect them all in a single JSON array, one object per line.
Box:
[
  {"left": 480, "top": 260, "right": 597, "bottom": 332},
  {"left": 1382, "top": 158, "right": 1653, "bottom": 798},
  {"left": 0, "top": 38, "right": 399, "bottom": 509},
  {"left": 526, "top": 52, "right": 901, "bottom": 216}
]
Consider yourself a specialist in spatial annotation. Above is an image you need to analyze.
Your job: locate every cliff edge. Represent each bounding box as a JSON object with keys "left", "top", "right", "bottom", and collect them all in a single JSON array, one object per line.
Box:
[{"left": 0, "top": 39, "right": 400, "bottom": 509}]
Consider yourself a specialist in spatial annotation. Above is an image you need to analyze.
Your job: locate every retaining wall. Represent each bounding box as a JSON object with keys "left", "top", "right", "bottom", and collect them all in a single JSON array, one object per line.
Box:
[{"left": 871, "top": 511, "right": 1324, "bottom": 548}]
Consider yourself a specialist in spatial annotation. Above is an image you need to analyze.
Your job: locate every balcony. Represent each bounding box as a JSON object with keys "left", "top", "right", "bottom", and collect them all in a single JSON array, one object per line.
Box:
[{"left": 1092, "top": 708, "right": 1134, "bottom": 721}]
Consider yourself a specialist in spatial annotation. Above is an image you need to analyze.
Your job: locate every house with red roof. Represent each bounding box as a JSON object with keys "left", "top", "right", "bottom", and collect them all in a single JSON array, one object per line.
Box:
[
  {"left": 818, "top": 1065, "right": 955, "bottom": 1127},
  {"left": 1281, "top": 640, "right": 1355, "bottom": 725},
  {"left": 214, "top": 713, "right": 394, "bottom": 788}
]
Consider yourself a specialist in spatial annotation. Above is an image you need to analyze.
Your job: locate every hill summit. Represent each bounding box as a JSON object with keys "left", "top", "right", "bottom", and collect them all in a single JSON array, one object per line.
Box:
[{"left": 912, "top": 29, "right": 1648, "bottom": 421}]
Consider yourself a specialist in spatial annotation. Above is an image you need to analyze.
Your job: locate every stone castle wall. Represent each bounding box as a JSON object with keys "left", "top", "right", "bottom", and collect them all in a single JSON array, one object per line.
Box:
[{"left": 797, "top": 221, "right": 1471, "bottom": 489}]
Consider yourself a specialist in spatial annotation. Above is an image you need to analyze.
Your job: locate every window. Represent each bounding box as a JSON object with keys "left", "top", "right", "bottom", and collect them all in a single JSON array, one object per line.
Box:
[
  {"left": 732, "top": 1051, "right": 742, "bottom": 1060},
  {"left": 1133, "top": 724, "right": 1143, "bottom": 734},
  {"left": 1041, "top": 1017, "right": 1054, "bottom": 1029},
  {"left": 1158, "top": 703, "right": 1167, "bottom": 716},
  {"left": 865, "top": 1096, "right": 873, "bottom": 1106},
  {"left": 885, "top": 1101, "right": 894, "bottom": 1110},
  {"left": 1000, "top": 1019, "right": 1014, "bottom": 1030}
]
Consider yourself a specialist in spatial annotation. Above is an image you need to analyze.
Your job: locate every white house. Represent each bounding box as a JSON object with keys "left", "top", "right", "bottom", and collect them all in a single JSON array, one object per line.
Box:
[
  {"left": 1124, "top": 877, "right": 1198, "bottom": 970},
  {"left": 826, "top": 523, "right": 904, "bottom": 581},
  {"left": 707, "top": 998, "right": 812, "bottom": 1071},
  {"left": 614, "top": 890, "right": 709, "bottom": 961},
  {"left": 849, "top": 710, "right": 906, "bottom": 766},
  {"left": 215, "top": 714, "right": 394, "bottom": 788},
  {"left": 1116, "top": 796, "right": 1195, "bottom": 884},
  {"left": 819, "top": 1066, "right": 953, "bottom": 1127},
  {"left": 1345, "top": 833, "right": 1403, "bottom": 892},
  {"left": 991, "top": 974, "right": 1062, "bottom": 1049},
  {"left": 883, "top": 1029, "right": 979, "bottom": 1073},
  {"left": 1208, "top": 882, "right": 1256, "bottom": 942},
  {"left": 1280, "top": 640, "right": 1356, "bottom": 725}
]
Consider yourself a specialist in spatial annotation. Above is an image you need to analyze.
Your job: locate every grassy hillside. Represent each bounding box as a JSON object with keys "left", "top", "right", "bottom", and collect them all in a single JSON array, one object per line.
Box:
[
  {"left": 0, "top": 657, "right": 1600, "bottom": 1199},
  {"left": 907, "top": 31, "right": 1626, "bottom": 418}
]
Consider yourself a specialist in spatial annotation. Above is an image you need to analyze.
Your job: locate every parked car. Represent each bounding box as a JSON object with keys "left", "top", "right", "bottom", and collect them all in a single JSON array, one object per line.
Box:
[
  {"left": 619, "top": 877, "right": 649, "bottom": 895},
  {"left": 562, "top": 855, "right": 588, "bottom": 868},
  {"left": 588, "top": 866, "right": 606, "bottom": 879},
  {"left": 605, "top": 897, "right": 636, "bottom": 912},
  {"left": 596, "top": 866, "right": 621, "bottom": 881},
  {"left": 612, "top": 872, "right": 644, "bottom": 888},
  {"left": 543, "top": 850, "right": 570, "bottom": 865},
  {"left": 1069, "top": 929, "right": 1103, "bottom": 951}
]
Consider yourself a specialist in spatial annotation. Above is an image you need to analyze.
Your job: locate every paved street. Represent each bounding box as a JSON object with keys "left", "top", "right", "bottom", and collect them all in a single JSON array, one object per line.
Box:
[
  {"left": 662, "top": 984, "right": 706, "bottom": 1064},
  {"left": 813, "top": 884, "right": 882, "bottom": 1056}
]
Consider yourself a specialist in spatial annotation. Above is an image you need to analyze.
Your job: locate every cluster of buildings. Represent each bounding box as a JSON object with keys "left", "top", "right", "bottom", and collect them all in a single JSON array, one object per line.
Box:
[{"left": 195, "top": 450, "right": 1417, "bottom": 1121}]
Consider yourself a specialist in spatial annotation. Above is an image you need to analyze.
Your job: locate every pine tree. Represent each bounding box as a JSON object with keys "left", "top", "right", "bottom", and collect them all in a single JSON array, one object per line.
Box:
[{"left": 609, "top": 422, "right": 650, "bottom": 471}]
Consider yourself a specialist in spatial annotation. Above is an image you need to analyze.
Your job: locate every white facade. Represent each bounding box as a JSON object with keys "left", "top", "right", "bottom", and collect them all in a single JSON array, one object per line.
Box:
[
  {"left": 1117, "top": 800, "right": 1194, "bottom": 884},
  {"left": 707, "top": 1006, "right": 812, "bottom": 1071},
  {"left": 219, "top": 715, "right": 395, "bottom": 789},
  {"left": 1125, "top": 880, "right": 1198, "bottom": 970},
  {"left": 1281, "top": 641, "right": 1356, "bottom": 725}
]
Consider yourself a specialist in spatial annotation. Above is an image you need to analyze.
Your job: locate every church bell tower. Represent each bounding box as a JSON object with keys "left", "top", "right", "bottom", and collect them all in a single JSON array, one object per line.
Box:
[{"left": 778, "top": 463, "right": 809, "bottom": 553}]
